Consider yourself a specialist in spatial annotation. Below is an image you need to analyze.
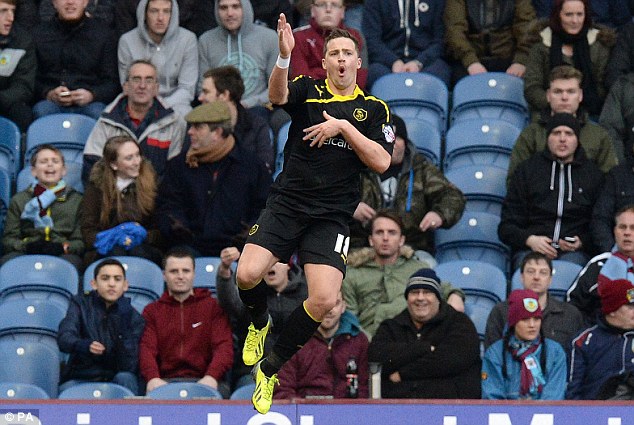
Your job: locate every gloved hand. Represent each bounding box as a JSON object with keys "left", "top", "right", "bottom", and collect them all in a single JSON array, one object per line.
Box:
[{"left": 25, "top": 240, "right": 64, "bottom": 256}]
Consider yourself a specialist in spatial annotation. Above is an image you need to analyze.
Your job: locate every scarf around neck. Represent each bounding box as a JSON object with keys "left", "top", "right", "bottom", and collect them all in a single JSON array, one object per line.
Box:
[
  {"left": 185, "top": 136, "right": 235, "bottom": 168},
  {"left": 21, "top": 180, "right": 67, "bottom": 229},
  {"left": 509, "top": 334, "right": 545, "bottom": 398}
]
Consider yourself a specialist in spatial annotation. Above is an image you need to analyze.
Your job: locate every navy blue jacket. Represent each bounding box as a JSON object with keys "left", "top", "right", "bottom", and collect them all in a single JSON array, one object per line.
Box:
[{"left": 57, "top": 291, "right": 144, "bottom": 382}]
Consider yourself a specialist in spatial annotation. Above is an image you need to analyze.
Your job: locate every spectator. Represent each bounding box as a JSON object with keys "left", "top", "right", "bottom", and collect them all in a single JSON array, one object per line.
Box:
[
  {"left": 118, "top": 0, "right": 197, "bottom": 118},
  {"left": 156, "top": 102, "right": 270, "bottom": 256},
  {"left": 363, "top": 0, "right": 450, "bottom": 88},
  {"left": 599, "top": 72, "right": 634, "bottom": 162},
  {"left": 368, "top": 268, "right": 481, "bottom": 399},
  {"left": 569, "top": 204, "right": 634, "bottom": 324},
  {"left": 444, "top": 0, "right": 536, "bottom": 83},
  {"left": 14, "top": 0, "right": 38, "bottom": 28},
  {"left": 275, "top": 290, "right": 369, "bottom": 399},
  {"left": 82, "top": 60, "right": 186, "bottom": 181},
  {"left": 32, "top": 0, "right": 119, "bottom": 119},
  {"left": 524, "top": 0, "right": 616, "bottom": 117},
  {"left": 605, "top": 20, "right": 634, "bottom": 89},
  {"left": 57, "top": 258, "right": 144, "bottom": 395},
  {"left": 567, "top": 277, "right": 634, "bottom": 399},
  {"left": 532, "top": 0, "right": 631, "bottom": 29},
  {"left": 39, "top": 0, "right": 117, "bottom": 27},
  {"left": 0, "top": 0, "right": 36, "bottom": 132},
  {"left": 81, "top": 136, "right": 163, "bottom": 267},
  {"left": 507, "top": 65, "right": 617, "bottom": 185},
  {"left": 139, "top": 248, "right": 234, "bottom": 395},
  {"left": 215, "top": 247, "right": 306, "bottom": 391},
  {"left": 484, "top": 252, "right": 584, "bottom": 355},
  {"left": 499, "top": 113, "right": 604, "bottom": 269},
  {"left": 250, "top": 0, "right": 292, "bottom": 29},
  {"left": 482, "top": 289, "right": 567, "bottom": 400},
  {"left": 291, "top": 0, "right": 368, "bottom": 90},
  {"left": 114, "top": 0, "right": 216, "bottom": 37},
  {"left": 198, "top": 0, "right": 277, "bottom": 115},
  {"left": 351, "top": 114, "right": 466, "bottom": 258},
  {"left": 199, "top": 66, "right": 273, "bottom": 172},
  {"left": 1, "top": 145, "right": 84, "bottom": 270},
  {"left": 343, "top": 210, "right": 465, "bottom": 337}
]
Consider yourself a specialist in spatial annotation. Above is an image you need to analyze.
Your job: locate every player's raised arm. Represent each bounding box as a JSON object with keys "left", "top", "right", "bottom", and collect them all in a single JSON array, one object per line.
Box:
[{"left": 269, "top": 13, "right": 295, "bottom": 106}]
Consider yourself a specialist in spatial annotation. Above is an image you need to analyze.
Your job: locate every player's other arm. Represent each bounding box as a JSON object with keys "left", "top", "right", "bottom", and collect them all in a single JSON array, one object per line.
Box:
[
  {"left": 339, "top": 117, "right": 391, "bottom": 173},
  {"left": 269, "top": 13, "right": 294, "bottom": 105}
]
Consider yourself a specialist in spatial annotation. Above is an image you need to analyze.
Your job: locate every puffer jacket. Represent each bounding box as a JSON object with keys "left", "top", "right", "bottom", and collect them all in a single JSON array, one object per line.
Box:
[{"left": 599, "top": 73, "right": 634, "bottom": 162}]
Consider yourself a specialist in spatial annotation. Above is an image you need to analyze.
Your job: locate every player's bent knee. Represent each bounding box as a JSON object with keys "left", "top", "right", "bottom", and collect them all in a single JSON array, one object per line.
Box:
[{"left": 236, "top": 266, "right": 265, "bottom": 289}]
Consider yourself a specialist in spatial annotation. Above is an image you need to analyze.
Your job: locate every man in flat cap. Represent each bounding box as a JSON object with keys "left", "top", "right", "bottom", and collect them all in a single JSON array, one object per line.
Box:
[
  {"left": 368, "top": 268, "right": 481, "bottom": 399},
  {"left": 155, "top": 100, "right": 272, "bottom": 256}
]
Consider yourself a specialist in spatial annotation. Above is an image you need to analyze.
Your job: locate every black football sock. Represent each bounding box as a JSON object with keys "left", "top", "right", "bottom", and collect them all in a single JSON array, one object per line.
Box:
[{"left": 238, "top": 279, "right": 270, "bottom": 330}]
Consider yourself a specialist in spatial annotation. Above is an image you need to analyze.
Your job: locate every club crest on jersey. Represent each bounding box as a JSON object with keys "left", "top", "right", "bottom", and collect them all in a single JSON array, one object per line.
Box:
[
  {"left": 353, "top": 108, "right": 367, "bottom": 121},
  {"left": 249, "top": 224, "right": 259, "bottom": 236},
  {"left": 382, "top": 124, "right": 395, "bottom": 144},
  {"left": 523, "top": 298, "right": 539, "bottom": 313}
]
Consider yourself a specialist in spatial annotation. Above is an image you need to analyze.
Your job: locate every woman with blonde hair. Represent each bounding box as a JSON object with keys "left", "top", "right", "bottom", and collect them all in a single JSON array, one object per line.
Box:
[{"left": 81, "top": 135, "right": 162, "bottom": 266}]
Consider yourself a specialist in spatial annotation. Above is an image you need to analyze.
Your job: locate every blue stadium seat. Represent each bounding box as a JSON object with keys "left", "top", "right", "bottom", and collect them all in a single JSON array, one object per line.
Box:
[
  {"left": 25, "top": 113, "right": 96, "bottom": 166},
  {"left": 193, "top": 257, "right": 237, "bottom": 296},
  {"left": 0, "top": 168, "right": 10, "bottom": 222},
  {"left": 230, "top": 383, "right": 255, "bottom": 400},
  {"left": 435, "top": 260, "right": 507, "bottom": 303},
  {"left": 274, "top": 121, "right": 291, "bottom": 179},
  {"left": 464, "top": 295, "right": 498, "bottom": 356},
  {"left": 83, "top": 257, "right": 164, "bottom": 313},
  {"left": 435, "top": 212, "right": 510, "bottom": 275},
  {"left": 16, "top": 161, "right": 84, "bottom": 194},
  {"left": 451, "top": 73, "right": 528, "bottom": 129},
  {"left": 0, "top": 382, "right": 50, "bottom": 399},
  {"left": 0, "top": 340, "right": 60, "bottom": 397},
  {"left": 444, "top": 118, "right": 521, "bottom": 171},
  {"left": 0, "top": 255, "right": 79, "bottom": 311},
  {"left": 58, "top": 382, "right": 135, "bottom": 399},
  {"left": 510, "top": 260, "right": 582, "bottom": 301},
  {"left": 401, "top": 117, "right": 442, "bottom": 166},
  {"left": 0, "top": 116, "right": 22, "bottom": 179},
  {"left": 444, "top": 164, "right": 507, "bottom": 215},
  {"left": 372, "top": 72, "right": 449, "bottom": 135},
  {"left": 146, "top": 382, "right": 223, "bottom": 400}
]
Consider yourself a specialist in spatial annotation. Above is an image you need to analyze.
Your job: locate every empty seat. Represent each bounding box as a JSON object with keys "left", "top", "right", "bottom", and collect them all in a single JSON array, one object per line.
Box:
[
  {"left": 0, "top": 340, "right": 60, "bottom": 397},
  {"left": 444, "top": 118, "right": 521, "bottom": 171},
  {"left": 0, "top": 255, "right": 79, "bottom": 311},
  {"left": 451, "top": 73, "right": 528, "bottom": 129},
  {"left": 435, "top": 260, "right": 507, "bottom": 303},
  {"left": 464, "top": 295, "right": 498, "bottom": 357},
  {"left": 0, "top": 116, "right": 22, "bottom": 179},
  {"left": 146, "top": 382, "right": 223, "bottom": 400},
  {"left": 25, "top": 113, "right": 96, "bottom": 166},
  {"left": 435, "top": 212, "right": 510, "bottom": 275},
  {"left": 194, "top": 257, "right": 231, "bottom": 296},
  {"left": 511, "top": 260, "right": 582, "bottom": 301},
  {"left": 16, "top": 161, "right": 84, "bottom": 194},
  {"left": 444, "top": 164, "right": 507, "bottom": 215},
  {"left": 0, "top": 382, "right": 50, "bottom": 399},
  {"left": 230, "top": 383, "right": 255, "bottom": 400},
  {"left": 58, "top": 382, "right": 135, "bottom": 399},
  {"left": 401, "top": 117, "right": 442, "bottom": 166},
  {"left": 372, "top": 72, "right": 449, "bottom": 135}
]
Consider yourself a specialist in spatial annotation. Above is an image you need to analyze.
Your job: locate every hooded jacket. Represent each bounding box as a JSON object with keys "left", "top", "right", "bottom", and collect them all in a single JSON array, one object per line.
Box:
[
  {"left": 118, "top": 0, "right": 198, "bottom": 117},
  {"left": 139, "top": 288, "right": 233, "bottom": 381},
  {"left": 499, "top": 146, "right": 604, "bottom": 256},
  {"left": 197, "top": 0, "right": 278, "bottom": 108},
  {"left": 368, "top": 303, "right": 482, "bottom": 399},
  {"left": 0, "top": 25, "right": 36, "bottom": 112},
  {"left": 275, "top": 310, "right": 369, "bottom": 399},
  {"left": 523, "top": 20, "right": 616, "bottom": 113}
]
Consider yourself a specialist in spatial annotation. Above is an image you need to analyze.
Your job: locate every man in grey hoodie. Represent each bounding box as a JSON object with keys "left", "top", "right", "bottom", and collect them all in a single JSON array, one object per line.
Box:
[
  {"left": 198, "top": 0, "right": 278, "bottom": 115},
  {"left": 118, "top": 0, "right": 198, "bottom": 117}
]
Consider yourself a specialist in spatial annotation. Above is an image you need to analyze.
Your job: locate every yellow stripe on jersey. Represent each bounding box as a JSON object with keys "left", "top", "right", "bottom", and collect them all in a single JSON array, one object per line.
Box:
[{"left": 304, "top": 79, "right": 391, "bottom": 121}]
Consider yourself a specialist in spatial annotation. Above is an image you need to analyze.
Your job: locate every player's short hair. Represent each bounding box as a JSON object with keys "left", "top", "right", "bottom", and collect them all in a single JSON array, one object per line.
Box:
[{"left": 323, "top": 28, "right": 360, "bottom": 56}]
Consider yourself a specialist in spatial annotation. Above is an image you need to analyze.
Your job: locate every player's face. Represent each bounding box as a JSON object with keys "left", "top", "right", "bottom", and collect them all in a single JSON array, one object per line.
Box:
[
  {"left": 369, "top": 217, "right": 404, "bottom": 261},
  {"left": 319, "top": 292, "right": 345, "bottom": 333},
  {"left": 53, "top": 0, "right": 88, "bottom": 22},
  {"left": 164, "top": 256, "right": 195, "bottom": 297},
  {"left": 91, "top": 265, "right": 128, "bottom": 307},
  {"left": 263, "top": 262, "right": 290, "bottom": 291},
  {"left": 560, "top": 0, "right": 585, "bottom": 35},
  {"left": 110, "top": 141, "right": 142, "bottom": 180},
  {"left": 218, "top": 0, "right": 242, "bottom": 34},
  {"left": 521, "top": 259, "right": 552, "bottom": 296},
  {"left": 547, "top": 125, "right": 578, "bottom": 163},
  {"left": 0, "top": 2, "right": 16, "bottom": 36},
  {"left": 31, "top": 149, "right": 66, "bottom": 187},
  {"left": 311, "top": 0, "right": 344, "bottom": 30},
  {"left": 146, "top": 0, "right": 172, "bottom": 39},
  {"left": 608, "top": 304, "right": 634, "bottom": 330},
  {"left": 615, "top": 211, "right": 634, "bottom": 257},
  {"left": 124, "top": 63, "right": 159, "bottom": 107},
  {"left": 407, "top": 288, "right": 440, "bottom": 325},
  {"left": 546, "top": 78, "right": 583, "bottom": 114},
  {"left": 514, "top": 317, "right": 542, "bottom": 341},
  {"left": 322, "top": 36, "right": 361, "bottom": 92}
]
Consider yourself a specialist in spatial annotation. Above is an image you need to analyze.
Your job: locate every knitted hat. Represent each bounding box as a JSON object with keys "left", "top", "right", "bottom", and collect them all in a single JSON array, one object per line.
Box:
[
  {"left": 507, "top": 289, "right": 542, "bottom": 328},
  {"left": 598, "top": 279, "right": 634, "bottom": 314},
  {"left": 546, "top": 112, "right": 581, "bottom": 140},
  {"left": 404, "top": 268, "right": 442, "bottom": 300},
  {"left": 391, "top": 114, "right": 410, "bottom": 143}
]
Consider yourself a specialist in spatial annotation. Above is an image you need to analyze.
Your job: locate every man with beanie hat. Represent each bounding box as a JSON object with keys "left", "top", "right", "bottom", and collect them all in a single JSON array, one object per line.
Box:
[
  {"left": 499, "top": 111, "right": 605, "bottom": 270},
  {"left": 351, "top": 113, "right": 466, "bottom": 260},
  {"left": 567, "top": 277, "right": 634, "bottom": 399},
  {"left": 368, "top": 268, "right": 481, "bottom": 399},
  {"left": 482, "top": 289, "right": 567, "bottom": 400},
  {"left": 155, "top": 101, "right": 271, "bottom": 256}
]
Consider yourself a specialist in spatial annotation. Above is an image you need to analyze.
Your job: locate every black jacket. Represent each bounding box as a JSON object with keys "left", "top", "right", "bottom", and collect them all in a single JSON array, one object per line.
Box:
[
  {"left": 32, "top": 15, "right": 119, "bottom": 102},
  {"left": 57, "top": 291, "right": 145, "bottom": 382},
  {"left": 499, "top": 147, "right": 605, "bottom": 256},
  {"left": 566, "top": 252, "right": 611, "bottom": 326},
  {"left": 0, "top": 25, "right": 36, "bottom": 110},
  {"left": 368, "top": 303, "right": 482, "bottom": 399}
]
